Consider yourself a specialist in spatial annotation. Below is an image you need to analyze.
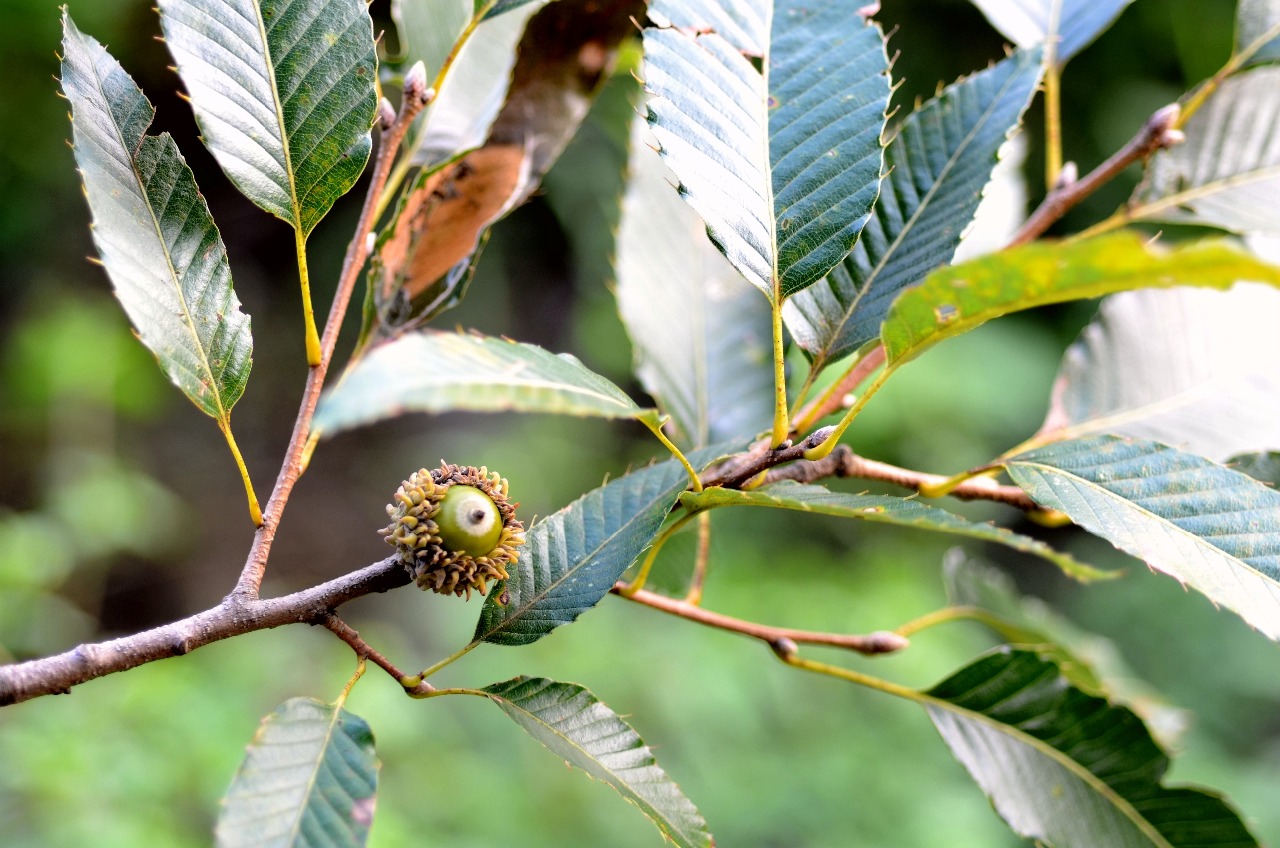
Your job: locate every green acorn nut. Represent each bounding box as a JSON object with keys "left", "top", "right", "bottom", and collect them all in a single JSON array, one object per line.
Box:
[{"left": 381, "top": 462, "right": 525, "bottom": 598}]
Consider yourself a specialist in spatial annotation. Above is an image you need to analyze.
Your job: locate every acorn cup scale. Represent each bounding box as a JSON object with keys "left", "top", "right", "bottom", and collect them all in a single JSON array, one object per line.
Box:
[{"left": 381, "top": 462, "right": 525, "bottom": 598}]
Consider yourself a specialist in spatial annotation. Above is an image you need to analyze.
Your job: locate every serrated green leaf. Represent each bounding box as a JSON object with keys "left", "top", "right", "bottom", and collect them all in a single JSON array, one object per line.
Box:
[
  {"left": 314, "top": 331, "right": 654, "bottom": 435},
  {"left": 617, "top": 115, "right": 774, "bottom": 448},
  {"left": 60, "top": 13, "right": 251, "bottom": 425},
  {"left": 642, "top": 1, "right": 890, "bottom": 302},
  {"left": 1034, "top": 285, "right": 1280, "bottom": 461},
  {"left": 483, "top": 677, "right": 712, "bottom": 848},
  {"left": 1005, "top": 435, "right": 1280, "bottom": 642},
  {"left": 681, "top": 481, "right": 1111, "bottom": 581},
  {"left": 157, "top": 0, "right": 378, "bottom": 237},
  {"left": 968, "top": 0, "right": 1134, "bottom": 62},
  {"left": 943, "top": 552, "right": 1190, "bottom": 748},
  {"left": 783, "top": 47, "right": 1043, "bottom": 369},
  {"left": 1131, "top": 66, "right": 1280, "bottom": 235},
  {"left": 648, "top": 0, "right": 765, "bottom": 54},
  {"left": 216, "top": 698, "right": 379, "bottom": 848},
  {"left": 474, "top": 445, "right": 734, "bottom": 646},
  {"left": 1236, "top": 0, "right": 1280, "bottom": 67},
  {"left": 924, "top": 648, "right": 1257, "bottom": 847},
  {"left": 881, "top": 233, "right": 1280, "bottom": 368}
]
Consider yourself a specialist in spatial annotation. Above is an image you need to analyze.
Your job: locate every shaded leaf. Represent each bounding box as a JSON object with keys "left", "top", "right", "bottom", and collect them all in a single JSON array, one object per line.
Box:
[
  {"left": 642, "top": 1, "right": 890, "bottom": 302},
  {"left": 925, "top": 648, "right": 1257, "bottom": 847},
  {"left": 474, "top": 444, "right": 734, "bottom": 646},
  {"left": 1005, "top": 435, "right": 1280, "bottom": 641},
  {"left": 60, "top": 14, "right": 252, "bottom": 424},
  {"left": 479, "top": 0, "right": 545, "bottom": 20},
  {"left": 372, "top": 0, "right": 641, "bottom": 332},
  {"left": 1236, "top": 0, "right": 1280, "bottom": 67},
  {"left": 216, "top": 698, "right": 378, "bottom": 848},
  {"left": 1230, "top": 451, "right": 1280, "bottom": 486},
  {"left": 314, "top": 331, "right": 654, "bottom": 435},
  {"left": 682, "top": 481, "right": 1110, "bottom": 581},
  {"left": 943, "top": 551, "right": 1190, "bottom": 748},
  {"left": 157, "top": 0, "right": 378, "bottom": 236},
  {"left": 784, "top": 47, "right": 1043, "bottom": 368},
  {"left": 880, "top": 233, "right": 1280, "bottom": 368},
  {"left": 1035, "top": 285, "right": 1280, "bottom": 461},
  {"left": 483, "top": 677, "right": 712, "bottom": 847},
  {"left": 968, "top": 0, "right": 1134, "bottom": 62},
  {"left": 389, "top": 0, "right": 471, "bottom": 78},
  {"left": 1132, "top": 66, "right": 1280, "bottom": 235},
  {"left": 617, "top": 115, "right": 774, "bottom": 447}
]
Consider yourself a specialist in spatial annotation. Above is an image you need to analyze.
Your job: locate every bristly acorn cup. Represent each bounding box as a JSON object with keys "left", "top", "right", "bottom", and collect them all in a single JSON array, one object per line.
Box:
[{"left": 381, "top": 462, "right": 525, "bottom": 598}]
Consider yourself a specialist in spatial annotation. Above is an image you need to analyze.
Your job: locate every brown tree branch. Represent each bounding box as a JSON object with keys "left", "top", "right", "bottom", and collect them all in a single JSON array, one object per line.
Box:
[
  {"left": 1007, "top": 103, "right": 1183, "bottom": 248},
  {"left": 0, "top": 558, "right": 411, "bottom": 706},
  {"left": 764, "top": 444, "right": 1038, "bottom": 510},
  {"left": 613, "top": 584, "right": 909, "bottom": 655},
  {"left": 234, "top": 73, "right": 434, "bottom": 599}
]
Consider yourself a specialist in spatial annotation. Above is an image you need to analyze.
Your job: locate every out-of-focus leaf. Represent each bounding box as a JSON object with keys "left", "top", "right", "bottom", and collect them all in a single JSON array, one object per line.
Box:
[
  {"left": 314, "top": 331, "right": 655, "bottom": 434},
  {"left": 967, "top": 0, "right": 1135, "bottom": 62},
  {"left": 1005, "top": 435, "right": 1280, "bottom": 642},
  {"left": 617, "top": 116, "right": 773, "bottom": 448},
  {"left": 483, "top": 677, "right": 713, "bottom": 847},
  {"left": 880, "top": 233, "right": 1280, "bottom": 369},
  {"left": 1230, "top": 451, "right": 1280, "bottom": 486},
  {"left": 157, "top": 0, "right": 378, "bottom": 237},
  {"left": 474, "top": 444, "right": 735, "bottom": 646},
  {"left": 682, "top": 481, "right": 1111, "bottom": 581},
  {"left": 784, "top": 47, "right": 1043, "bottom": 369},
  {"left": 372, "top": 0, "right": 642, "bottom": 332},
  {"left": 478, "top": 0, "right": 544, "bottom": 20},
  {"left": 216, "top": 698, "right": 378, "bottom": 848},
  {"left": 390, "top": 0, "right": 471, "bottom": 76},
  {"left": 1236, "top": 0, "right": 1280, "bottom": 67},
  {"left": 1034, "top": 285, "right": 1280, "bottom": 461},
  {"left": 1132, "top": 67, "right": 1280, "bottom": 234},
  {"left": 60, "top": 14, "right": 252, "bottom": 426},
  {"left": 642, "top": 1, "right": 890, "bottom": 302},
  {"left": 925, "top": 648, "right": 1257, "bottom": 847},
  {"left": 943, "top": 552, "right": 1190, "bottom": 747}
]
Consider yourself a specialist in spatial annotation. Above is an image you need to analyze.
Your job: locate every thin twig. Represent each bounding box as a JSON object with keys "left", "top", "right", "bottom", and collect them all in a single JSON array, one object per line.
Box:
[
  {"left": 700, "top": 427, "right": 836, "bottom": 490},
  {"left": 764, "top": 444, "right": 1038, "bottom": 510},
  {"left": 0, "top": 558, "right": 411, "bottom": 706},
  {"left": 233, "top": 74, "right": 434, "bottom": 599},
  {"left": 1008, "top": 103, "right": 1183, "bottom": 247},
  {"left": 613, "top": 584, "right": 909, "bottom": 655},
  {"left": 322, "top": 613, "right": 434, "bottom": 695},
  {"left": 684, "top": 511, "right": 712, "bottom": 606}
]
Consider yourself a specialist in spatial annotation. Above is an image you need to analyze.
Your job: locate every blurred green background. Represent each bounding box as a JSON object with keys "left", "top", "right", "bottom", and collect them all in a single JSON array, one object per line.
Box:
[{"left": 2, "top": 0, "right": 1276, "bottom": 845}]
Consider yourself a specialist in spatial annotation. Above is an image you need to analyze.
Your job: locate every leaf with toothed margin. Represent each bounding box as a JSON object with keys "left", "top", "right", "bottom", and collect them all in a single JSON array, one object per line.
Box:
[
  {"left": 156, "top": 0, "right": 379, "bottom": 236},
  {"left": 1004, "top": 435, "right": 1280, "bottom": 642},
  {"left": 483, "top": 677, "right": 713, "bottom": 847},
  {"left": 784, "top": 47, "right": 1044, "bottom": 369},
  {"left": 681, "top": 481, "right": 1112, "bottom": 582},
  {"left": 924, "top": 648, "right": 1258, "bottom": 847},
  {"left": 473, "top": 444, "right": 740, "bottom": 646},
  {"left": 642, "top": 0, "right": 890, "bottom": 303},
  {"left": 60, "top": 13, "right": 252, "bottom": 430},
  {"left": 216, "top": 698, "right": 379, "bottom": 848}
]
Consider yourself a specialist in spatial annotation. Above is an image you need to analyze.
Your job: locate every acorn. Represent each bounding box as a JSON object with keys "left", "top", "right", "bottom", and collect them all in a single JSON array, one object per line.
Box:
[{"left": 381, "top": 462, "right": 525, "bottom": 598}]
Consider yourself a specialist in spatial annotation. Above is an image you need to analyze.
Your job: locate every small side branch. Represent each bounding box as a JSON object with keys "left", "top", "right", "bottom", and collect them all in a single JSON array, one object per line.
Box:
[
  {"left": 1008, "top": 103, "right": 1183, "bottom": 247},
  {"left": 700, "top": 427, "right": 836, "bottom": 490},
  {"left": 613, "top": 584, "right": 909, "bottom": 656},
  {"left": 321, "top": 613, "right": 433, "bottom": 695},
  {"left": 764, "top": 445, "right": 1038, "bottom": 510},
  {"left": 0, "top": 558, "right": 411, "bottom": 706},
  {"left": 234, "top": 74, "right": 434, "bottom": 598}
]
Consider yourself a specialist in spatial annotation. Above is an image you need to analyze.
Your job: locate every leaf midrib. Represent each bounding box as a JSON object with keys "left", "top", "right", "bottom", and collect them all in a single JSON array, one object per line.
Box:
[
  {"left": 282, "top": 703, "right": 344, "bottom": 846},
  {"left": 1008, "top": 457, "right": 1275, "bottom": 585},
  {"left": 475, "top": 479, "right": 677, "bottom": 640},
  {"left": 817, "top": 57, "right": 1031, "bottom": 369},
  {"left": 85, "top": 34, "right": 229, "bottom": 425},
  {"left": 1135, "top": 163, "right": 1280, "bottom": 224},
  {"left": 252, "top": 0, "right": 303, "bottom": 233}
]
